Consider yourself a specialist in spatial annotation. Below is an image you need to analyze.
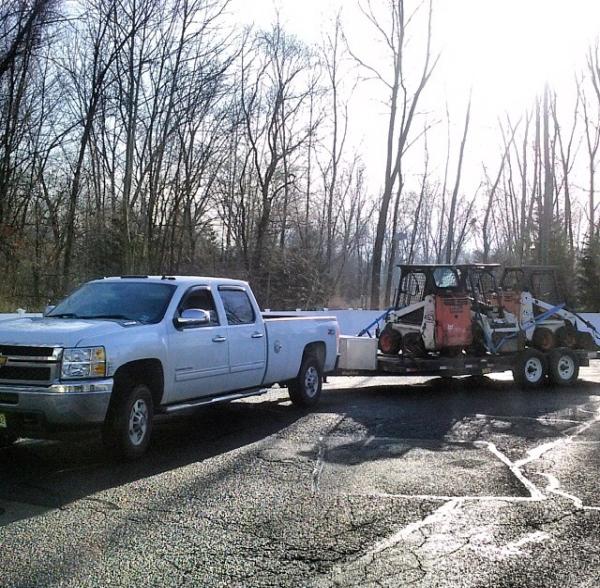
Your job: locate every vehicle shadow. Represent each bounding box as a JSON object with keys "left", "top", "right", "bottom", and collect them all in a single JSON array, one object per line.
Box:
[
  {"left": 2, "top": 375, "right": 598, "bottom": 527},
  {"left": 0, "top": 397, "right": 302, "bottom": 527},
  {"left": 305, "top": 374, "right": 600, "bottom": 469}
]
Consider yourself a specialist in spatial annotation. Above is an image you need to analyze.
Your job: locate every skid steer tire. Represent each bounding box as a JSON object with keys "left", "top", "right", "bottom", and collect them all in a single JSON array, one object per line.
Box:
[
  {"left": 532, "top": 327, "right": 556, "bottom": 352},
  {"left": 378, "top": 326, "right": 402, "bottom": 355}
]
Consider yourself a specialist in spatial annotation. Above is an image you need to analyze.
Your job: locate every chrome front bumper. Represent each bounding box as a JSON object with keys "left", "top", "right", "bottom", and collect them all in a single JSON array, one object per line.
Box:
[{"left": 0, "top": 379, "right": 113, "bottom": 429}]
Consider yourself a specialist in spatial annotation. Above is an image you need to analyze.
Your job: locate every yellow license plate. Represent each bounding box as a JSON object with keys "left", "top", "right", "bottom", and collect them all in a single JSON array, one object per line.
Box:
[
  {"left": 482, "top": 368, "right": 492, "bottom": 374},
  {"left": 0, "top": 414, "right": 6, "bottom": 428}
]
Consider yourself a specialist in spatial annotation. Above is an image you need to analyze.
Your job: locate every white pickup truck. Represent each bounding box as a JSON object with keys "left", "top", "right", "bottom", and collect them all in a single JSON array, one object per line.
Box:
[{"left": 0, "top": 276, "right": 339, "bottom": 458}]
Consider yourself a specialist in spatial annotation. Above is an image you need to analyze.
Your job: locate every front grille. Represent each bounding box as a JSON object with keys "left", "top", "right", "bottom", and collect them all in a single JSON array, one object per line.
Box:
[
  {"left": 0, "top": 392, "right": 18, "bottom": 404},
  {"left": 0, "top": 366, "right": 52, "bottom": 382},
  {"left": 0, "top": 345, "right": 55, "bottom": 357}
]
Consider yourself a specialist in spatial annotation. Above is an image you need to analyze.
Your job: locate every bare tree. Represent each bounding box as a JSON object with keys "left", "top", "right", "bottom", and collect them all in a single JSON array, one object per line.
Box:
[
  {"left": 349, "top": 0, "right": 438, "bottom": 308},
  {"left": 445, "top": 93, "right": 471, "bottom": 263}
]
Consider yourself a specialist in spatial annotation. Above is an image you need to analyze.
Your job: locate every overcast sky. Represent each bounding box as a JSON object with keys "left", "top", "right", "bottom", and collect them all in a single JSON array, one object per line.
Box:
[{"left": 230, "top": 0, "right": 600, "bottom": 200}]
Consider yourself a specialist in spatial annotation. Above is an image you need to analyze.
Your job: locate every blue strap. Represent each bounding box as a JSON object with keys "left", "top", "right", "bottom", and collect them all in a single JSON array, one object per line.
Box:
[
  {"left": 490, "top": 302, "right": 566, "bottom": 353},
  {"left": 357, "top": 307, "right": 395, "bottom": 337}
]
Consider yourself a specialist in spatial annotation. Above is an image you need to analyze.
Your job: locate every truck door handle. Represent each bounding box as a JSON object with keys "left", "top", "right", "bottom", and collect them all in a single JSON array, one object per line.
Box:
[
  {"left": 212, "top": 335, "right": 227, "bottom": 343},
  {"left": 251, "top": 332, "right": 264, "bottom": 339}
]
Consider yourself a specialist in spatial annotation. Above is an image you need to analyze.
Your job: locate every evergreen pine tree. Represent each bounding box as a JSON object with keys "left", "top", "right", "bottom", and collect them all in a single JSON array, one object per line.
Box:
[{"left": 577, "top": 233, "right": 600, "bottom": 311}]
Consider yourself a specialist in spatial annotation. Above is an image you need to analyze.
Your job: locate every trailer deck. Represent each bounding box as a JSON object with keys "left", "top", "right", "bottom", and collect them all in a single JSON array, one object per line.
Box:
[{"left": 335, "top": 349, "right": 598, "bottom": 379}]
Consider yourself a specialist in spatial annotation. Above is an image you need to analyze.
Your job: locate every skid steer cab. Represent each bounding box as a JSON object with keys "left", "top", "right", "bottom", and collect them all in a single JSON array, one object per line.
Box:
[
  {"left": 499, "top": 265, "right": 596, "bottom": 351},
  {"left": 458, "top": 264, "right": 523, "bottom": 355},
  {"left": 378, "top": 264, "right": 472, "bottom": 357}
]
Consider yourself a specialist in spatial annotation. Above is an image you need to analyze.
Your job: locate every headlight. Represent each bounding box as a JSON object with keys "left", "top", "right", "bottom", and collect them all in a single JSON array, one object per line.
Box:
[{"left": 61, "top": 346, "right": 106, "bottom": 379}]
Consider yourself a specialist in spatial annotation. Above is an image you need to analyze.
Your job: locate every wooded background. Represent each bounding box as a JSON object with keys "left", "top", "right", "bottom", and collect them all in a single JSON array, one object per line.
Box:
[{"left": 1, "top": 0, "right": 600, "bottom": 311}]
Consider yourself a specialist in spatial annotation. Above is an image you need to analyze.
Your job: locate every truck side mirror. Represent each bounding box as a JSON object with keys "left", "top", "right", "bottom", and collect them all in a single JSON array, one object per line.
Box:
[{"left": 174, "top": 308, "right": 210, "bottom": 329}]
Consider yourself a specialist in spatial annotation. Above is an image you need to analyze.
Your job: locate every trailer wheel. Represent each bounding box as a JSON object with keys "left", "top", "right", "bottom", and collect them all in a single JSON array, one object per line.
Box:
[
  {"left": 532, "top": 327, "right": 556, "bottom": 352},
  {"left": 288, "top": 354, "right": 322, "bottom": 407},
  {"left": 513, "top": 349, "right": 547, "bottom": 389},
  {"left": 378, "top": 325, "right": 402, "bottom": 355},
  {"left": 548, "top": 348, "right": 579, "bottom": 386}
]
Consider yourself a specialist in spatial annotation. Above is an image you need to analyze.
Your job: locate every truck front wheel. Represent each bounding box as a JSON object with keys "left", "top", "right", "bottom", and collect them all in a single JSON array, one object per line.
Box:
[
  {"left": 288, "top": 355, "right": 323, "bottom": 407},
  {"left": 103, "top": 382, "right": 154, "bottom": 460}
]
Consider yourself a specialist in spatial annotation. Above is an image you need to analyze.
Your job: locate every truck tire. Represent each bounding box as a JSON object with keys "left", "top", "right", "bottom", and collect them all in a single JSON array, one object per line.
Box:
[
  {"left": 103, "top": 382, "right": 154, "bottom": 460},
  {"left": 513, "top": 349, "right": 547, "bottom": 389},
  {"left": 288, "top": 354, "right": 322, "bottom": 407},
  {"left": 548, "top": 348, "right": 579, "bottom": 386}
]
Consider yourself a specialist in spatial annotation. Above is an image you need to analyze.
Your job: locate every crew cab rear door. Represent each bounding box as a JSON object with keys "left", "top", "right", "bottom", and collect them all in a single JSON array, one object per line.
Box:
[{"left": 218, "top": 285, "right": 266, "bottom": 389}]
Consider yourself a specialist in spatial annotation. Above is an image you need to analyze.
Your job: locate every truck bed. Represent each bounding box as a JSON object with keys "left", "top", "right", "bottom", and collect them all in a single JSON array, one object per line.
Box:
[{"left": 261, "top": 314, "right": 338, "bottom": 384}]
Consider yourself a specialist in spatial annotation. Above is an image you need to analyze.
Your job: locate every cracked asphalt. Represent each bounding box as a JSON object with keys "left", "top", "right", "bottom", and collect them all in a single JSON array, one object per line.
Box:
[{"left": 2, "top": 367, "right": 600, "bottom": 587}]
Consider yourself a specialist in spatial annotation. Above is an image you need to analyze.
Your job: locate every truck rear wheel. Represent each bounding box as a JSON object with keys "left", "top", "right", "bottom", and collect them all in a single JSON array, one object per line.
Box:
[
  {"left": 548, "top": 348, "right": 579, "bottom": 386},
  {"left": 288, "top": 354, "right": 322, "bottom": 407},
  {"left": 103, "top": 382, "right": 154, "bottom": 460},
  {"left": 513, "top": 349, "right": 547, "bottom": 389}
]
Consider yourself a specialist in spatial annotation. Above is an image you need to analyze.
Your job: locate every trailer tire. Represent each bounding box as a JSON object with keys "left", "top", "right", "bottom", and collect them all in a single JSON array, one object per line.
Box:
[
  {"left": 103, "top": 382, "right": 154, "bottom": 460},
  {"left": 288, "top": 354, "right": 322, "bottom": 407},
  {"left": 532, "top": 327, "right": 556, "bottom": 352},
  {"left": 547, "top": 348, "right": 579, "bottom": 386},
  {"left": 378, "top": 326, "right": 402, "bottom": 355},
  {"left": 513, "top": 349, "right": 547, "bottom": 389}
]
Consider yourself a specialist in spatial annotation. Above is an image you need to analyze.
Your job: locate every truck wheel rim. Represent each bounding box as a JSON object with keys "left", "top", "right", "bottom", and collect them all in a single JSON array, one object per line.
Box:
[
  {"left": 304, "top": 366, "right": 319, "bottom": 397},
  {"left": 557, "top": 355, "right": 575, "bottom": 380},
  {"left": 128, "top": 399, "right": 148, "bottom": 446},
  {"left": 525, "top": 358, "right": 543, "bottom": 383}
]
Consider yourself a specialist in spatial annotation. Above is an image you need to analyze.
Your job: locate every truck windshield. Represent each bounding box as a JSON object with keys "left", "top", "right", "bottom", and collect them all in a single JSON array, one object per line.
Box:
[{"left": 47, "top": 282, "right": 176, "bottom": 324}]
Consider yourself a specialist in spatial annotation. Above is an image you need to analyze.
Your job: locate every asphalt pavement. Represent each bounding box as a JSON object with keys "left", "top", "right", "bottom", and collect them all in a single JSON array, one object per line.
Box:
[{"left": 2, "top": 367, "right": 600, "bottom": 587}]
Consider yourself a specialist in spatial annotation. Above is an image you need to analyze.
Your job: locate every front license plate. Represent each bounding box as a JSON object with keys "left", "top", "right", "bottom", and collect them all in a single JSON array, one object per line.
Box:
[
  {"left": 0, "top": 413, "right": 6, "bottom": 428},
  {"left": 481, "top": 368, "right": 492, "bottom": 374}
]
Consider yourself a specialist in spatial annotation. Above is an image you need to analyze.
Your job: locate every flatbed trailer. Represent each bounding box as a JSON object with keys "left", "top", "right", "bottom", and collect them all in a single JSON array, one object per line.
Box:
[{"left": 334, "top": 336, "right": 599, "bottom": 387}]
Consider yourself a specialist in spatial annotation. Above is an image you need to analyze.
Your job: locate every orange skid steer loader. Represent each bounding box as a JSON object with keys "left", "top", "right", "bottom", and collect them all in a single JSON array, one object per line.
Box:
[{"left": 377, "top": 265, "right": 473, "bottom": 357}]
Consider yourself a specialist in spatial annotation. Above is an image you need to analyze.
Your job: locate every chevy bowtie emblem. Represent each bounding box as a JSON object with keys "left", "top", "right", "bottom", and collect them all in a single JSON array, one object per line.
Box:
[{"left": 0, "top": 355, "right": 6, "bottom": 367}]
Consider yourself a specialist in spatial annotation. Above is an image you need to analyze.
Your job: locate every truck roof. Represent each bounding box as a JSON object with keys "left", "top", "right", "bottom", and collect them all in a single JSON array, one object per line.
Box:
[{"left": 96, "top": 275, "right": 250, "bottom": 288}]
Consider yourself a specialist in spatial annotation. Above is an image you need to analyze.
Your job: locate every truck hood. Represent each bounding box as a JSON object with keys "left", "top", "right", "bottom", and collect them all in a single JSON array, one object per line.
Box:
[{"left": 0, "top": 317, "right": 133, "bottom": 348}]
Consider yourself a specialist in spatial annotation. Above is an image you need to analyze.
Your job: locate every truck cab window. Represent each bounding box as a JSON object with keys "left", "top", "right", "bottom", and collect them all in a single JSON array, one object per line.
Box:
[
  {"left": 180, "top": 289, "right": 219, "bottom": 325},
  {"left": 220, "top": 289, "right": 255, "bottom": 325}
]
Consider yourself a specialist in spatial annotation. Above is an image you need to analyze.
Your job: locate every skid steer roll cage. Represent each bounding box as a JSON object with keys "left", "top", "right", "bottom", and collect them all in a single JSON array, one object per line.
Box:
[
  {"left": 393, "top": 264, "right": 464, "bottom": 308},
  {"left": 358, "top": 264, "right": 465, "bottom": 338},
  {"left": 501, "top": 265, "right": 562, "bottom": 305}
]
